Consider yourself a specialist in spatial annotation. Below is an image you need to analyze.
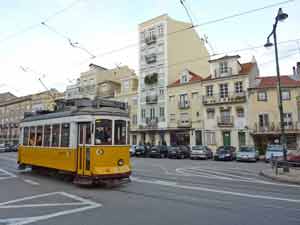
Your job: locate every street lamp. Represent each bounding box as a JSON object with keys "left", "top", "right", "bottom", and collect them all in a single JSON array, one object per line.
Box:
[{"left": 264, "top": 8, "right": 289, "bottom": 172}]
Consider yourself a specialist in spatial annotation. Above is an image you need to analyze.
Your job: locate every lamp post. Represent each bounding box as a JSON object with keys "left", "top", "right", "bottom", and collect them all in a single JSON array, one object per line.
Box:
[{"left": 264, "top": 8, "right": 289, "bottom": 172}]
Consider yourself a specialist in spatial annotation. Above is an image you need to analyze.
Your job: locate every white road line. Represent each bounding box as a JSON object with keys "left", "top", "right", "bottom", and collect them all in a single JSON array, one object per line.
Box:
[
  {"left": 23, "top": 179, "right": 40, "bottom": 186},
  {"left": 0, "top": 168, "right": 17, "bottom": 180},
  {"left": 0, "top": 156, "right": 17, "bottom": 162},
  {"left": 132, "top": 177, "right": 300, "bottom": 203},
  {"left": 0, "top": 192, "right": 102, "bottom": 225},
  {"left": 0, "top": 202, "right": 86, "bottom": 209}
]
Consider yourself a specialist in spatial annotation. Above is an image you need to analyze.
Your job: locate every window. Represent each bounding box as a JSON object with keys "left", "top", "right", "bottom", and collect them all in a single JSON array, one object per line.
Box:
[
  {"left": 179, "top": 94, "right": 189, "bottom": 108},
  {"left": 132, "top": 96, "right": 138, "bottom": 105},
  {"left": 132, "top": 135, "right": 137, "bottom": 145},
  {"left": 43, "top": 125, "right": 51, "bottom": 147},
  {"left": 114, "top": 120, "right": 126, "bottom": 145},
  {"left": 258, "top": 91, "right": 267, "bottom": 101},
  {"left": 196, "top": 112, "right": 200, "bottom": 117},
  {"left": 61, "top": 123, "right": 70, "bottom": 147},
  {"left": 159, "top": 107, "right": 165, "bottom": 118},
  {"left": 282, "top": 90, "right": 291, "bottom": 100},
  {"left": 219, "top": 83, "right": 228, "bottom": 98},
  {"left": 29, "top": 127, "right": 36, "bottom": 146},
  {"left": 36, "top": 126, "right": 43, "bottom": 146},
  {"left": 159, "top": 88, "right": 164, "bottom": 95},
  {"left": 195, "top": 130, "right": 202, "bottom": 145},
  {"left": 205, "top": 131, "right": 216, "bottom": 145},
  {"left": 158, "top": 24, "right": 164, "bottom": 36},
  {"left": 169, "top": 114, "right": 176, "bottom": 122},
  {"left": 259, "top": 114, "right": 269, "bottom": 127},
  {"left": 220, "top": 110, "right": 231, "bottom": 122},
  {"left": 236, "top": 108, "right": 244, "bottom": 117},
  {"left": 219, "top": 61, "right": 228, "bottom": 73},
  {"left": 95, "top": 120, "right": 112, "bottom": 145},
  {"left": 123, "top": 80, "right": 130, "bottom": 91},
  {"left": 132, "top": 115, "right": 137, "bottom": 125},
  {"left": 181, "top": 74, "right": 188, "bottom": 84},
  {"left": 141, "top": 109, "right": 146, "bottom": 119},
  {"left": 238, "top": 132, "right": 246, "bottom": 146},
  {"left": 51, "top": 124, "right": 60, "bottom": 147},
  {"left": 23, "top": 127, "right": 29, "bottom": 146},
  {"left": 192, "top": 92, "right": 199, "bottom": 99},
  {"left": 235, "top": 81, "right": 243, "bottom": 93},
  {"left": 169, "top": 95, "right": 175, "bottom": 101},
  {"left": 206, "top": 85, "right": 213, "bottom": 97},
  {"left": 207, "top": 109, "right": 215, "bottom": 119},
  {"left": 150, "top": 108, "right": 156, "bottom": 119},
  {"left": 283, "top": 113, "right": 293, "bottom": 128}
]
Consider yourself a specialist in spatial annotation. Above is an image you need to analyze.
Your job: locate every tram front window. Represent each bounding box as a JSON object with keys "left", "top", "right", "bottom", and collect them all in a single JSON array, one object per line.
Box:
[
  {"left": 114, "top": 120, "right": 126, "bottom": 145},
  {"left": 95, "top": 119, "right": 112, "bottom": 145}
]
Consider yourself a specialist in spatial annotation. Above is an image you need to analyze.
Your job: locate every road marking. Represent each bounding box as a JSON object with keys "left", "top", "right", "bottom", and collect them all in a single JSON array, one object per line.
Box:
[
  {"left": 0, "top": 192, "right": 102, "bottom": 225},
  {"left": 132, "top": 176, "right": 300, "bottom": 203},
  {"left": 0, "top": 168, "right": 17, "bottom": 180},
  {"left": 0, "top": 156, "right": 17, "bottom": 162},
  {"left": 23, "top": 179, "right": 40, "bottom": 186}
]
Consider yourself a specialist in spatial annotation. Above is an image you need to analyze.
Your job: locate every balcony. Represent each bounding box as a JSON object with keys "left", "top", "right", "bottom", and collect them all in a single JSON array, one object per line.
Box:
[
  {"left": 146, "top": 117, "right": 158, "bottom": 128},
  {"left": 146, "top": 95, "right": 158, "bottom": 104},
  {"left": 145, "top": 54, "right": 157, "bottom": 64},
  {"left": 178, "top": 100, "right": 190, "bottom": 109},
  {"left": 203, "top": 91, "right": 246, "bottom": 105},
  {"left": 217, "top": 116, "right": 234, "bottom": 127},
  {"left": 177, "top": 119, "right": 192, "bottom": 128},
  {"left": 144, "top": 73, "right": 158, "bottom": 85},
  {"left": 253, "top": 122, "right": 300, "bottom": 134},
  {"left": 145, "top": 35, "right": 157, "bottom": 45}
]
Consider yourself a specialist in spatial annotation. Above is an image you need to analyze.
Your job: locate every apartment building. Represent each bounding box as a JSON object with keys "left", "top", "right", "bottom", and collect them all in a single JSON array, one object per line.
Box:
[
  {"left": 201, "top": 55, "right": 258, "bottom": 150},
  {"left": 248, "top": 73, "right": 300, "bottom": 151},
  {"left": 137, "top": 14, "right": 210, "bottom": 145},
  {"left": 0, "top": 90, "right": 63, "bottom": 145}
]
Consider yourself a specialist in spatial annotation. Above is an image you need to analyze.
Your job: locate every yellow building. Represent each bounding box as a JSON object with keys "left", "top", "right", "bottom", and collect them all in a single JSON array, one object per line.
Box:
[
  {"left": 137, "top": 14, "right": 210, "bottom": 145},
  {"left": 248, "top": 75, "right": 300, "bottom": 151}
]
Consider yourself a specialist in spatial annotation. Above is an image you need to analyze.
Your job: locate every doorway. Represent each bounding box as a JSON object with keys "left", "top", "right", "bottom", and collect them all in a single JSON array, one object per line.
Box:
[
  {"left": 222, "top": 131, "right": 231, "bottom": 146},
  {"left": 77, "top": 122, "right": 92, "bottom": 176}
]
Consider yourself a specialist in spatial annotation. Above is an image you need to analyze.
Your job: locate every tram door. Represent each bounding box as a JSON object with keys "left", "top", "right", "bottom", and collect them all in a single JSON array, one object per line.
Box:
[{"left": 77, "top": 122, "right": 92, "bottom": 176}]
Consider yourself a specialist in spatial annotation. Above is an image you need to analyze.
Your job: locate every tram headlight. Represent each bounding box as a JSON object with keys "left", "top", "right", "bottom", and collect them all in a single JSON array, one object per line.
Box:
[{"left": 117, "top": 159, "right": 124, "bottom": 166}]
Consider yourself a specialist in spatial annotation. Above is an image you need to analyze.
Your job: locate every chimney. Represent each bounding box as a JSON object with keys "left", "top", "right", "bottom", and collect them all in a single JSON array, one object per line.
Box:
[
  {"left": 297, "top": 62, "right": 300, "bottom": 76},
  {"left": 293, "top": 66, "right": 296, "bottom": 76}
]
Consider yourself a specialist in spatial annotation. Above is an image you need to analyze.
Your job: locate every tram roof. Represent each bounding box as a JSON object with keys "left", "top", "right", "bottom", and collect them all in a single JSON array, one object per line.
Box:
[{"left": 21, "top": 106, "right": 129, "bottom": 123}]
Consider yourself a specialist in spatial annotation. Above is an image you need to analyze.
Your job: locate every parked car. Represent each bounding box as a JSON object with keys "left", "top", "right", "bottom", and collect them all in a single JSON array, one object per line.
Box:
[
  {"left": 214, "top": 146, "right": 236, "bottom": 161},
  {"left": 168, "top": 145, "right": 190, "bottom": 159},
  {"left": 0, "top": 144, "right": 6, "bottom": 153},
  {"left": 236, "top": 146, "right": 259, "bottom": 162},
  {"left": 130, "top": 145, "right": 136, "bottom": 156},
  {"left": 265, "top": 144, "right": 284, "bottom": 162},
  {"left": 135, "top": 145, "right": 150, "bottom": 157},
  {"left": 190, "top": 145, "right": 213, "bottom": 160},
  {"left": 287, "top": 151, "right": 300, "bottom": 166},
  {"left": 149, "top": 145, "right": 168, "bottom": 158}
]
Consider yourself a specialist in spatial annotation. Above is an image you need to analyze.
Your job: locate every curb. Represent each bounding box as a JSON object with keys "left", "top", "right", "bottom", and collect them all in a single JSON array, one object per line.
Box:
[{"left": 260, "top": 170, "right": 300, "bottom": 185}]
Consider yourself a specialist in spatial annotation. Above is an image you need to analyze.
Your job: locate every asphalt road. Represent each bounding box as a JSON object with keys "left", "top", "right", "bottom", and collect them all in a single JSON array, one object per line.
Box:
[{"left": 0, "top": 152, "right": 300, "bottom": 225}]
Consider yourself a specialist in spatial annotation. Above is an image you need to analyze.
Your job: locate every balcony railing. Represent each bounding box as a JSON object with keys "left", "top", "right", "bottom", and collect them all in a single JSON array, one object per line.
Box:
[
  {"left": 217, "top": 116, "right": 234, "bottom": 127},
  {"left": 253, "top": 122, "right": 300, "bottom": 133},
  {"left": 146, "top": 95, "right": 158, "bottom": 104},
  {"left": 215, "top": 67, "right": 233, "bottom": 77},
  {"left": 145, "top": 54, "right": 157, "bottom": 64},
  {"left": 146, "top": 117, "right": 158, "bottom": 128},
  {"left": 203, "top": 91, "right": 246, "bottom": 105},
  {"left": 178, "top": 100, "right": 190, "bottom": 109},
  {"left": 145, "top": 35, "right": 157, "bottom": 45},
  {"left": 177, "top": 119, "right": 192, "bottom": 128}
]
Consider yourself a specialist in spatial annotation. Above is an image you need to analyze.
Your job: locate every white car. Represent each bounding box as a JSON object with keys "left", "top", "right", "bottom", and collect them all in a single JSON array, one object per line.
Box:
[{"left": 265, "top": 144, "right": 284, "bottom": 162}]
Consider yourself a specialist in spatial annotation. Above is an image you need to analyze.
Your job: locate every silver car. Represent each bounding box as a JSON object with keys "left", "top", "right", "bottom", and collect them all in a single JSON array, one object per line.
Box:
[
  {"left": 265, "top": 144, "right": 284, "bottom": 162},
  {"left": 236, "top": 146, "right": 259, "bottom": 162},
  {"left": 190, "top": 146, "right": 213, "bottom": 160}
]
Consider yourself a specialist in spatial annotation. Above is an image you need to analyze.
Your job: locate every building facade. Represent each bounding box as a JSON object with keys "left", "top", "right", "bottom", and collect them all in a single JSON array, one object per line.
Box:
[
  {"left": 136, "top": 14, "right": 210, "bottom": 145},
  {"left": 0, "top": 90, "right": 63, "bottom": 145},
  {"left": 248, "top": 75, "right": 300, "bottom": 152}
]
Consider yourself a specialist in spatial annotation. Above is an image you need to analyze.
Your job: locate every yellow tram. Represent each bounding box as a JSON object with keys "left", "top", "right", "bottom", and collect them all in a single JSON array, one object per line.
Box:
[{"left": 18, "top": 98, "right": 131, "bottom": 185}]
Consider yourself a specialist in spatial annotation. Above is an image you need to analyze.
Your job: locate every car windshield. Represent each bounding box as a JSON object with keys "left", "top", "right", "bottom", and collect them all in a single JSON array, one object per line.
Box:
[
  {"left": 267, "top": 145, "right": 283, "bottom": 152},
  {"left": 239, "top": 147, "right": 255, "bottom": 152}
]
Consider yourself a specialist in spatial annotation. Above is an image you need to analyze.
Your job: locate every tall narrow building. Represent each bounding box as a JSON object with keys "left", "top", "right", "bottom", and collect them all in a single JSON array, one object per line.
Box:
[{"left": 135, "top": 14, "right": 210, "bottom": 145}]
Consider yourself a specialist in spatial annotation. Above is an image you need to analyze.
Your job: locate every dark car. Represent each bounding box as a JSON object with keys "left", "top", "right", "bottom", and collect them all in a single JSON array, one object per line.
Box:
[
  {"left": 168, "top": 145, "right": 190, "bottom": 159},
  {"left": 2, "top": 144, "right": 12, "bottom": 152},
  {"left": 149, "top": 145, "right": 168, "bottom": 158},
  {"left": 190, "top": 145, "right": 213, "bottom": 160},
  {"left": 135, "top": 145, "right": 151, "bottom": 157},
  {"left": 11, "top": 144, "right": 19, "bottom": 152},
  {"left": 214, "top": 146, "right": 236, "bottom": 161}
]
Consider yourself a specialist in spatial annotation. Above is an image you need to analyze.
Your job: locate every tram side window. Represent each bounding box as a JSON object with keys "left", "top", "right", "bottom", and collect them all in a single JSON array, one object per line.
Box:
[
  {"left": 95, "top": 119, "right": 112, "bottom": 145},
  {"left": 114, "top": 120, "right": 126, "bottom": 145},
  {"left": 43, "top": 125, "right": 51, "bottom": 147},
  {"left": 61, "top": 123, "right": 70, "bottom": 147},
  {"left": 23, "top": 127, "right": 29, "bottom": 146},
  {"left": 52, "top": 124, "right": 60, "bottom": 147},
  {"left": 36, "top": 126, "right": 43, "bottom": 146},
  {"left": 29, "top": 127, "right": 36, "bottom": 146}
]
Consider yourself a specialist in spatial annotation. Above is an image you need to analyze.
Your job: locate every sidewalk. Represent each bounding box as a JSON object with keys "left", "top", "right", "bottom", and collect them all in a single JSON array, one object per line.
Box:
[{"left": 260, "top": 168, "right": 300, "bottom": 185}]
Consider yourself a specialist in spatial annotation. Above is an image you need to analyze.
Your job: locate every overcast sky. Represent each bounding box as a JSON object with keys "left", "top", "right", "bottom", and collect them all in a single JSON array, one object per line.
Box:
[{"left": 0, "top": 0, "right": 299, "bottom": 96}]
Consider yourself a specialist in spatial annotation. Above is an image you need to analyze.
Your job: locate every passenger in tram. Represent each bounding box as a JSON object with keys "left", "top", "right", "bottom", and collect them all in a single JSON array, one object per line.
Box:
[{"left": 95, "top": 127, "right": 111, "bottom": 144}]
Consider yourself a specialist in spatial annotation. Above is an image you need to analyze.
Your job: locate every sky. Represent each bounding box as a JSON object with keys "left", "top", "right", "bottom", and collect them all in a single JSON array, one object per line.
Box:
[{"left": 0, "top": 0, "right": 299, "bottom": 96}]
